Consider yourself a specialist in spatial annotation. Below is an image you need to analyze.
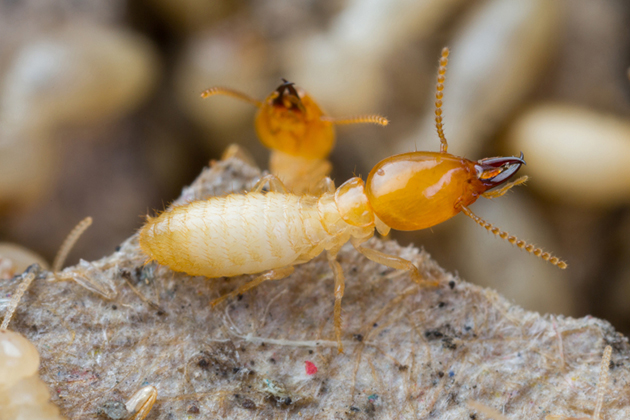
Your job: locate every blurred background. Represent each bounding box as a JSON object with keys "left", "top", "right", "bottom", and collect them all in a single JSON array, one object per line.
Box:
[{"left": 0, "top": 0, "right": 629, "bottom": 334}]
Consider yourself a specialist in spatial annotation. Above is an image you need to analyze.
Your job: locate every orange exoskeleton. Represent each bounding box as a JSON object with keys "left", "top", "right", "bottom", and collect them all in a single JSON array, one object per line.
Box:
[
  {"left": 140, "top": 47, "right": 566, "bottom": 352},
  {"left": 200, "top": 79, "right": 388, "bottom": 193}
]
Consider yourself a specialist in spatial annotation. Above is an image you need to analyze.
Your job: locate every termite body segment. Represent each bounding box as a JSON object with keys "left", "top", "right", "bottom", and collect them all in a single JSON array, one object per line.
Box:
[
  {"left": 202, "top": 80, "right": 388, "bottom": 194},
  {"left": 139, "top": 150, "right": 531, "bottom": 351}
]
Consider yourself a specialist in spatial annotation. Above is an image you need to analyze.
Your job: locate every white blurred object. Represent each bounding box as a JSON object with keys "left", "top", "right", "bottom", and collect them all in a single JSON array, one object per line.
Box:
[
  {"left": 0, "top": 130, "right": 57, "bottom": 207},
  {"left": 505, "top": 103, "right": 630, "bottom": 207},
  {"left": 397, "top": 0, "right": 560, "bottom": 158},
  {"left": 0, "top": 22, "right": 160, "bottom": 207},
  {"left": 0, "top": 330, "right": 65, "bottom": 419},
  {"left": 0, "top": 22, "right": 159, "bottom": 132},
  {"left": 286, "top": 0, "right": 467, "bottom": 115},
  {"left": 0, "top": 243, "right": 49, "bottom": 280}
]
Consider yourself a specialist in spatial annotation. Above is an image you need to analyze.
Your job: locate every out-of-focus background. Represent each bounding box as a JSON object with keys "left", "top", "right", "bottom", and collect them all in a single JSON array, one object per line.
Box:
[{"left": 0, "top": 0, "right": 629, "bottom": 333}]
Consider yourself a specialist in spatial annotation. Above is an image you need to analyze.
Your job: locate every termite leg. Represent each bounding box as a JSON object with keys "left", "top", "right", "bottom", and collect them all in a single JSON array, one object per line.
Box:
[
  {"left": 125, "top": 385, "right": 158, "bottom": 420},
  {"left": 52, "top": 216, "right": 93, "bottom": 273},
  {"left": 326, "top": 251, "right": 346, "bottom": 353},
  {"left": 350, "top": 238, "right": 439, "bottom": 287},
  {"left": 312, "top": 176, "right": 336, "bottom": 195},
  {"left": 594, "top": 345, "right": 612, "bottom": 420},
  {"left": 252, "top": 174, "right": 289, "bottom": 194},
  {"left": 435, "top": 47, "right": 450, "bottom": 154},
  {"left": 220, "top": 144, "right": 257, "bottom": 167},
  {"left": 321, "top": 115, "right": 389, "bottom": 126},
  {"left": 460, "top": 205, "right": 568, "bottom": 269},
  {"left": 210, "top": 266, "right": 295, "bottom": 307},
  {"left": 481, "top": 176, "right": 528, "bottom": 199},
  {"left": 1, "top": 264, "right": 41, "bottom": 330},
  {"left": 200, "top": 86, "right": 262, "bottom": 107},
  {"left": 544, "top": 345, "right": 612, "bottom": 420}
]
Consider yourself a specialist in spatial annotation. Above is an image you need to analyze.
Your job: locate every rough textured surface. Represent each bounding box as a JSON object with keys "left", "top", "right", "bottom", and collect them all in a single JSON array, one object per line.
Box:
[{"left": 1, "top": 157, "right": 629, "bottom": 419}]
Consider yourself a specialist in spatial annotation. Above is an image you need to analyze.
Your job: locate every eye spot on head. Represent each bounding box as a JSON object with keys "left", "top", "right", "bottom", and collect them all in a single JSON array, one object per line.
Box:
[{"left": 377, "top": 169, "right": 385, "bottom": 176}]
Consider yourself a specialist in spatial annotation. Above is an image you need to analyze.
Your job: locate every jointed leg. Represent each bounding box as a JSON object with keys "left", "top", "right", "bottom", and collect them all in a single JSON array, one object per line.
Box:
[
  {"left": 52, "top": 216, "right": 93, "bottom": 273},
  {"left": 210, "top": 266, "right": 295, "bottom": 307},
  {"left": 351, "top": 238, "right": 438, "bottom": 287},
  {"left": 326, "top": 252, "right": 346, "bottom": 353},
  {"left": 312, "top": 176, "right": 335, "bottom": 195},
  {"left": 252, "top": 174, "right": 289, "bottom": 193},
  {"left": 1, "top": 264, "right": 41, "bottom": 330},
  {"left": 482, "top": 176, "right": 528, "bottom": 199}
]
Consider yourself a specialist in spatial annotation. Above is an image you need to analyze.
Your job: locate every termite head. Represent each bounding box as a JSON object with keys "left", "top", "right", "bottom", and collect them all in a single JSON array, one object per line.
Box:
[
  {"left": 255, "top": 79, "right": 334, "bottom": 160},
  {"left": 365, "top": 151, "right": 525, "bottom": 231}
]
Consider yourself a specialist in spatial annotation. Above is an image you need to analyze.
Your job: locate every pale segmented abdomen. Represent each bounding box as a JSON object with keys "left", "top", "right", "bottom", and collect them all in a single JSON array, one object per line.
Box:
[{"left": 139, "top": 193, "right": 327, "bottom": 278}]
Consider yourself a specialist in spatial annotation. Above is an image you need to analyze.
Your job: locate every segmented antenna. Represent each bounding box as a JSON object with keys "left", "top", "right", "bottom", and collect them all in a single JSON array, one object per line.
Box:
[
  {"left": 323, "top": 115, "right": 389, "bottom": 126},
  {"left": 1, "top": 265, "right": 40, "bottom": 330},
  {"left": 52, "top": 216, "right": 93, "bottom": 273},
  {"left": 200, "top": 86, "right": 262, "bottom": 107},
  {"left": 460, "top": 205, "right": 568, "bottom": 269},
  {"left": 435, "top": 47, "right": 450, "bottom": 154},
  {"left": 594, "top": 345, "right": 612, "bottom": 420}
]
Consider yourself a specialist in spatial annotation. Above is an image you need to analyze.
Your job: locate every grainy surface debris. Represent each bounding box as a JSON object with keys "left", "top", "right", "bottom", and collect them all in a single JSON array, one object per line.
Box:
[{"left": 1, "top": 157, "right": 629, "bottom": 419}]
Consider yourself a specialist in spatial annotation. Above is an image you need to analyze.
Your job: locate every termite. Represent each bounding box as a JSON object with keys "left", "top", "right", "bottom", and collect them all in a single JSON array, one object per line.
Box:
[
  {"left": 200, "top": 79, "right": 389, "bottom": 194},
  {"left": 140, "top": 47, "right": 566, "bottom": 352}
]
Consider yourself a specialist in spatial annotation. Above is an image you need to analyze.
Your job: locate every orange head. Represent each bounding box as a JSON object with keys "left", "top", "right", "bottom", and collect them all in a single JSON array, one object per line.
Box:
[
  {"left": 201, "top": 80, "right": 388, "bottom": 161},
  {"left": 254, "top": 79, "right": 334, "bottom": 160},
  {"left": 365, "top": 151, "right": 525, "bottom": 231}
]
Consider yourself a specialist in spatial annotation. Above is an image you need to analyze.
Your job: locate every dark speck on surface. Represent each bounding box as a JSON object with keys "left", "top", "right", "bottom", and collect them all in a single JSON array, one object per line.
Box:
[
  {"left": 98, "top": 401, "right": 127, "bottom": 419},
  {"left": 241, "top": 399, "right": 256, "bottom": 410}
]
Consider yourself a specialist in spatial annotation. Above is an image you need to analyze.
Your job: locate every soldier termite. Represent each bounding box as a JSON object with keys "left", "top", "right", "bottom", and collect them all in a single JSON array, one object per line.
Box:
[
  {"left": 140, "top": 47, "right": 567, "bottom": 352},
  {"left": 201, "top": 79, "right": 389, "bottom": 194}
]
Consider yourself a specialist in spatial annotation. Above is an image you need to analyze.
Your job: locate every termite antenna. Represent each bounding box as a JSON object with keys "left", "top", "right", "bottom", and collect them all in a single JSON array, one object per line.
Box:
[
  {"left": 323, "top": 115, "right": 389, "bottom": 126},
  {"left": 482, "top": 176, "right": 528, "bottom": 199},
  {"left": 1, "top": 264, "right": 41, "bottom": 330},
  {"left": 594, "top": 345, "right": 612, "bottom": 420},
  {"left": 200, "top": 86, "right": 262, "bottom": 108},
  {"left": 435, "top": 47, "right": 450, "bottom": 153},
  {"left": 435, "top": 47, "right": 450, "bottom": 154},
  {"left": 52, "top": 216, "right": 93, "bottom": 273},
  {"left": 460, "top": 205, "right": 568, "bottom": 269}
]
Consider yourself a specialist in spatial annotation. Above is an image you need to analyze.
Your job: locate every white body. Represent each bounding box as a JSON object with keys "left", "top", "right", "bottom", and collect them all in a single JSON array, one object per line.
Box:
[{"left": 139, "top": 192, "right": 372, "bottom": 278}]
